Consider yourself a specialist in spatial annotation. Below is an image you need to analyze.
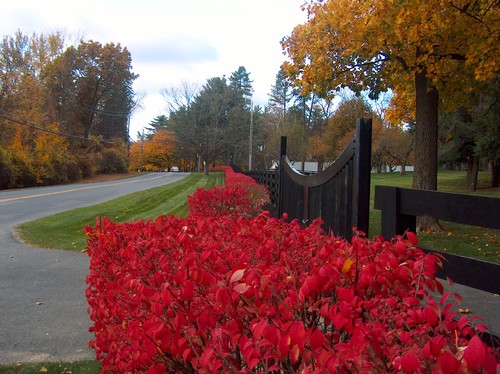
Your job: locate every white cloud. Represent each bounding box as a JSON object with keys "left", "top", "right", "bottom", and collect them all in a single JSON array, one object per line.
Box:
[
  {"left": 0, "top": 0, "right": 308, "bottom": 138},
  {"left": 130, "top": 36, "right": 219, "bottom": 65}
]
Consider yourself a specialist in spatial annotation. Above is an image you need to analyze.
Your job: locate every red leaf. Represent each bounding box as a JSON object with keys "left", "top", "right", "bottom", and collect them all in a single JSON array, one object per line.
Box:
[
  {"left": 290, "top": 344, "right": 300, "bottom": 365},
  {"left": 438, "top": 350, "right": 460, "bottom": 374},
  {"left": 406, "top": 231, "right": 418, "bottom": 245},
  {"left": 182, "top": 280, "right": 194, "bottom": 300},
  {"left": 144, "top": 339, "right": 156, "bottom": 359},
  {"left": 278, "top": 334, "right": 291, "bottom": 357},
  {"left": 463, "top": 336, "right": 486, "bottom": 371},
  {"left": 424, "top": 305, "right": 439, "bottom": 326},
  {"left": 309, "top": 328, "right": 324, "bottom": 350},
  {"left": 248, "top": 357, "right": 260, "bottom": 371},
  {"left": 452, "top": 292, "right": 463, "bottom": 304},
  {"left": 400, "top": 351, "right": 420, "bottom": 372},
  {"left": 233, "top": 283, "right": 250, "bottom": 293},
  {"left": 199, "top": 347, "right": 214, "bottom": 370},
  {"left": 289, "top": 322, "right": 307, "bottom": 349},
  {"left": 251, "top": 319, "right": 267, "bottom": 339}
]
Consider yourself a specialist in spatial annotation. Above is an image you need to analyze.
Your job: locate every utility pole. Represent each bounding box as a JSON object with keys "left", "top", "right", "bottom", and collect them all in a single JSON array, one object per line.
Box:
[
  {"left": 140, "top": 129, "right": 144, "bottom": 171},
  {"left": 248, "top": 102, "right": 253, "bottom": 171}
]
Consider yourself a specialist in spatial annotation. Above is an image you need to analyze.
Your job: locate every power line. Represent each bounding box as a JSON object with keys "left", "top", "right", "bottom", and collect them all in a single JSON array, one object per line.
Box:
[
  {"left": 81, "top": 104, "right": 131, "bottom": 117},
  {"left": 0, "top": 110, "right": 128, "bottom": 142}
]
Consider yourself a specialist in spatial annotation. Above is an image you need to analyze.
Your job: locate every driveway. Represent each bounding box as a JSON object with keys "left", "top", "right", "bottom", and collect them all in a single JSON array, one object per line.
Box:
[{"left": 0, "top": 173, "right": 188, "bottom": 364}]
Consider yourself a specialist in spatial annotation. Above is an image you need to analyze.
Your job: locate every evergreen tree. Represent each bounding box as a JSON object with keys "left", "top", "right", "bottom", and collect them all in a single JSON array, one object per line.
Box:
[
  {"left": 267, "top": 67, "right": 295, "bottom": 131},
  {"left": 144, "top": 115, "right": 169, "bottom": 140},
  {"left": 228, "top": 66, "right": 253, "bottom": 107}
]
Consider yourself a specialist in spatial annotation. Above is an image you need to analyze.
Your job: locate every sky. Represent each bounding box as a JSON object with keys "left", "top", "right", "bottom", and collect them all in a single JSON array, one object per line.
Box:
[{"left": 1, "top": 0, "right": 309, "bottom": 139}]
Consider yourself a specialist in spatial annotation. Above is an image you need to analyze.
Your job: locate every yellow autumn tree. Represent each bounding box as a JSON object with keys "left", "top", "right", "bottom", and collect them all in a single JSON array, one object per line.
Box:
[
  {"left": 282, "top": 0, "right": 499, "bottom": 195},
  {"left": 32, "top": 123, "right": 72, "bottom": 184}
]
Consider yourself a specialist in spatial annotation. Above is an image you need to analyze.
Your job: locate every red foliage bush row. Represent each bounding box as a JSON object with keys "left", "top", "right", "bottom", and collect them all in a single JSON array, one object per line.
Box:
[
  {"left": 214, "top": 166, "right": 257, "bottom": 187},
  {"left": 188, "top": 166, "right": 270, "bottom": 219},
  {"left": 85, "top": 167, "right": 498, "bottom": 372}
]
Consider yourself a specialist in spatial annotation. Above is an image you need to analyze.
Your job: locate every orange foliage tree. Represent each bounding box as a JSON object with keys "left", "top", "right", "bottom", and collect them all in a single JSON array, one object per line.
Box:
[
  {"left": 282, "top": 0, "right": 499, "bottom": 193},
  {"left": 0, "top": 31, "right": 137, "bottom": 188},
  {"left": 129, "top": 130, "right": 176, "bottom": 171}
]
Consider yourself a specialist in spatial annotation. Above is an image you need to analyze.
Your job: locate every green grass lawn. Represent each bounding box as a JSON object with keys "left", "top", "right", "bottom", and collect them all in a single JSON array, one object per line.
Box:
[
  {"left": 18, "top": 172, "right": 224, "bottom": 251},
  {"left": 369, "top": 170, "right": 499, "bottom": 263},
  {"left": 0, "top": 360, "right": 101, "bottom": 374}
]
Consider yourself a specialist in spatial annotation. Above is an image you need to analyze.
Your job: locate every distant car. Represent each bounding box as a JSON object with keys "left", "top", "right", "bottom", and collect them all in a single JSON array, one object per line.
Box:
[{"left": 170, "top": 166, "right": 180, "bottom": 172}]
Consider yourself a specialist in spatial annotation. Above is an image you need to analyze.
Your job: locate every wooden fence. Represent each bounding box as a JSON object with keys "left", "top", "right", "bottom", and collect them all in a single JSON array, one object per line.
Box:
[
  {"left": 374, "top": 186, "right": 500, "bottom": 347},
  {"left": 374, "top": 186, "right": 500, "bottom": 293},
  {"left": 251, "top": 118, "right": 372, "bottom": 240},
  {"left": 248, "top": 168, "right": 279, "bottom": 210}
]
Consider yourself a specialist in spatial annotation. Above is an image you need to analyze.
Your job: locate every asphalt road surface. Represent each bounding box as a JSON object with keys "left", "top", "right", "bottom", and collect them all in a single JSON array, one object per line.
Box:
[{"left": 0, "top": 172, "right": 188, "bottom": 364}]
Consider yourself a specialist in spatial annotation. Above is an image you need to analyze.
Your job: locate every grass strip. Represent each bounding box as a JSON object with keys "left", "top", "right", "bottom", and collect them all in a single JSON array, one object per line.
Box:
[
  {"left": 17, "top": 172, "right": 224, "bottom": 251},
  {"left": 0, "top": 360, "right": 101, "bottom": 374}
]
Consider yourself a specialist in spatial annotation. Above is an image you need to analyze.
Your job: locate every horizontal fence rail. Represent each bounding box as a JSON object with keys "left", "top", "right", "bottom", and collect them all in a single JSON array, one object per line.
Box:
[
  {"left": 374, "top": 186, "right": 500, "bottom": 293},
  {"left": 374, "top": 186, "right": 500, "bottom": 347},
  {"left": 278, "top": 118, "right": 372, "bottom": 240}
]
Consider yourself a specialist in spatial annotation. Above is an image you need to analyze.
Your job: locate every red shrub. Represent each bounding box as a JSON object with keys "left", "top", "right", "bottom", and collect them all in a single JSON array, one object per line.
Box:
[
  {"left": 85, "top": 213, "right": 498, "bottom": 373},
  {"left": 188, "top": 166, "right": 270, "bottom": 219}
]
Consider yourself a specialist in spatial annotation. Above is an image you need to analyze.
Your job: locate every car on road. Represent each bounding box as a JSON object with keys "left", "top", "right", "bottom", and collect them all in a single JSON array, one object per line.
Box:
[{"left": 170, "top": 166, "right": 179, "bottom": 172}]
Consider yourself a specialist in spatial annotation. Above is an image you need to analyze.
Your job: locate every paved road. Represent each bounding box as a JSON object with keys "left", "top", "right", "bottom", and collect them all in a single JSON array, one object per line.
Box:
[{"left": 0, "top": 173, "right": 189, "bottom": 364}]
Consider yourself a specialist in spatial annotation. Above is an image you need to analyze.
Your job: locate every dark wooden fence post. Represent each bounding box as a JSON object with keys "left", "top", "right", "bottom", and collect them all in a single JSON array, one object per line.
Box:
[
  {"left": 278, "top": 136, "right": 287, "bottom": 218},
  {"left": 376, "top": 186, "right": 416, "bottom": 239},
  {"left": 352, "top": 118, "right": 372, "bottom": 236}
]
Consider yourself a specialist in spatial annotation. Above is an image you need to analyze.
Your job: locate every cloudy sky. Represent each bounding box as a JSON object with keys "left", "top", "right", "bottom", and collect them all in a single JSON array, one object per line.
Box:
[{"left": 1, "top": 0, "right": 308, "bottom": 138}]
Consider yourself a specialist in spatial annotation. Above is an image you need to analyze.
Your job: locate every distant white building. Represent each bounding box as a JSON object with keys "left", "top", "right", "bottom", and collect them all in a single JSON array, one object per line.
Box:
[
  {"left": 270, "top": 160, "right": 414, "bottom": 174},
  {"left": 289, "top": 161, "right": 323, "bottom": 174},
  {"left": 380, "top": 165, "right": 414, "bottom": 173},
  {"left": 270, "top": 161, "right": 327, "bottom": 174}
]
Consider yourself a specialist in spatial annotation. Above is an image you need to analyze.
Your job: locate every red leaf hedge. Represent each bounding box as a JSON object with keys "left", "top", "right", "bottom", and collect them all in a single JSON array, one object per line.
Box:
[
  {"left": 85, "top": 168, "right": 499, "bottom": 373},
  {"left": 188, "top": 166, "right": 270, "bottom": 219}
]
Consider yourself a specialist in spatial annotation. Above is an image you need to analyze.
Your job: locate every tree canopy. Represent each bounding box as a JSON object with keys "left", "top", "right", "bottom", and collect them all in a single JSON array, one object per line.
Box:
[
  {"left": 0, "top": 31, "right": 137, "bottom": 188},
  {"left": 282, "top": 0, "right": 499, "bottom": 192},
  {"left": 166, "top": 67, "right": 256, "bottom": 174}
]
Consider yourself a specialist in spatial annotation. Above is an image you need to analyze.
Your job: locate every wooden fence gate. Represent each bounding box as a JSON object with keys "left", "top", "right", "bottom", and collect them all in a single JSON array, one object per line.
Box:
[{"left": 251, "top": 118, "right": 372, "bottom": 240}]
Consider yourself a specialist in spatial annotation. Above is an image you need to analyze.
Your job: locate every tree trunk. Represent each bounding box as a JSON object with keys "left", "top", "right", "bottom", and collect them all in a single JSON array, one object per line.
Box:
[
  {"left": 413, "top": 71, "right": 438, "bottom": 191},
  {"left": 413, "top": 68, "right": 444, "bottom": 232},
  {"left": 466, "top": 156, "right": 479, "bottom": 191},
  {"left": 491, "top": 159, "right": 500, "bottom": 188},
  {"left": 203, "top": 160, "right": 209, "bottom": 175}
]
